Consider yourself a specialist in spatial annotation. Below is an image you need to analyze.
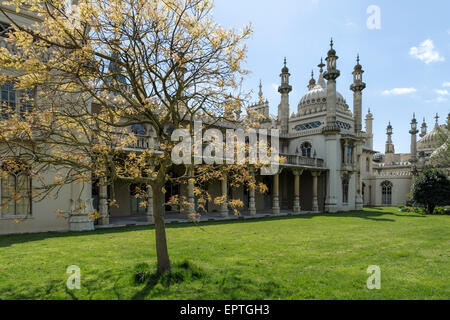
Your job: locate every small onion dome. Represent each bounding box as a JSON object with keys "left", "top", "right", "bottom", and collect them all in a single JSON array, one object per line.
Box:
[
  {"left": 354, "top": 54, "right": 363, "bottom": 71},
  {"left": 281, "top": 57, "right": 289, "bottom": 73},
  {"left": 328, "top": 38, "right": 336, "bottom": 56}
]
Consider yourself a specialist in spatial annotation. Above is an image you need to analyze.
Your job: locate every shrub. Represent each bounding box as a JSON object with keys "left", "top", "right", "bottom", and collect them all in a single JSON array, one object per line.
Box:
[{"left": 412, "top": 169, "right": 450, "bottom": 214}]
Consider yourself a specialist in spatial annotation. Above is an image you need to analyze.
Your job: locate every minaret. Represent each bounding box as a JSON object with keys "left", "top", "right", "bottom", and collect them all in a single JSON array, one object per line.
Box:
[
  {"left": 365, "top": 109, "right": 374, "bottom": 149},
  {"left": 308, "top": 70, "right": 316, "bottom": 90},
  {"left": 385, "top": 122, "right": 395, "bottom": 153},
  {"left": 323, "top": 39, "right": 341, "bottom": 213},
  {"left": 420, "top": 118, "right": 428, "bottom": 138},
  {"left": 278, "top": 58, "right": 292, "bottom": 136},
  {"left": 350, "top": 54, "right": 366, "bottom": 133},
  {"left": 323, "top": 38, "right": 341, "bottom": 133},
  {"left": 410, "top": 114, "right": 419, "bottom": 173}
]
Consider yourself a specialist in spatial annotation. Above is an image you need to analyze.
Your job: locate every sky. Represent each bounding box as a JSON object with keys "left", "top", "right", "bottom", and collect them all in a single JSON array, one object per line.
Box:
[{"left": 212, "top": 0, "right": 450, "bottom": 154}]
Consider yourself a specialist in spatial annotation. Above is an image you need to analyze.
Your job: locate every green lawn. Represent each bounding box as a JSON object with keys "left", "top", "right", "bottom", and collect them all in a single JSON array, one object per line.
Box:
[{"left": 0, "top": 207, "right": 449, "bottom": 300}]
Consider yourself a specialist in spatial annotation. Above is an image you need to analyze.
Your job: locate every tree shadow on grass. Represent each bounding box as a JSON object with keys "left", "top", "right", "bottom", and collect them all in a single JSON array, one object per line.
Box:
[
  {"left": 131, "top": 260, "right": 203, "bottom": 300},
  {"left": 0, "top": 208, "right": 428, "bottom": 248}
]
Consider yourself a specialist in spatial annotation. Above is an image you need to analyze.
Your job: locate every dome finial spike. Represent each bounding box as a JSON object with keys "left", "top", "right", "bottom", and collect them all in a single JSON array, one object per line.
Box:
[
  {"left": 284, "top": 57, "right": 287, "bottom": 67},
  {"left": 318, "top": 57, "right": 325, "bottom": 73},
  {"left": 258, "top": 79, "right": 264, "bottom": 103},
  {"left": 330, "top": 37, "right": 334, "bottom": 49},
  {"left": 357, "top": 54, "right": 360, "bottom": 64}
]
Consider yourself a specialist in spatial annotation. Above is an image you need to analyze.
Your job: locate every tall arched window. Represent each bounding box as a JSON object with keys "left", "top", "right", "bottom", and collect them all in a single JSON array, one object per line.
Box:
[
  {"left": 381, "top": 181, "right": 393, "bottom": 206},
  {"left": 1, "top": 167, "right": 32, "bottom": 216},
  {"left": 366, "top": 157, "right": 370, "bottom": 172},
  {"left": 301, "top": 142, "right": 312, "bottom": 158},
  {"left": 342, "top": 177, "right": 349, "bottom": 204}
]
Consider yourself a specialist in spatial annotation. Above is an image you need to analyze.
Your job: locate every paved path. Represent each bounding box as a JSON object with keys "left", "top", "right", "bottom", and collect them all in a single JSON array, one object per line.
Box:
[{"left": 96, "top": 210, "right": 316, "bottom": 229}]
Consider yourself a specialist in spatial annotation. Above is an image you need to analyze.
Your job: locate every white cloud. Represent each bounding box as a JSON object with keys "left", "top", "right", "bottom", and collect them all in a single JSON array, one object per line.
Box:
[
  {"left": 443, "top": 82, "right": 450, "bottom": 88},
  {"left": 382, "top": 88, "right": 417, "bottom": 95},
  {"left": 409, "top": 39, "right": 445, "bottom": 64},
  {"left": 437, "top": 96, "right": 448, "bottom": 103},
  {"left": 435, "top": 89, "right": 449, "bottom": 96}
]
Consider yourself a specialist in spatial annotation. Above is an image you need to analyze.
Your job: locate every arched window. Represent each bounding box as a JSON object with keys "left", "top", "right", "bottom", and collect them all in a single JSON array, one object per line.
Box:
[
  {"left": 381, "top": 181, "right": 393, "bottom": 206},
  {"left": 342, "top": 177, "right": 349, "bottom": 204},
  {"left": 131, "top": 124, "right": 147, "bottom": 136},
  {"left": 366, "top": 157, "right": 370, "bottom": 172},
  {"left": 301, "top": 142, "right": 312, "bottom": 158},
  {"left": 1, "top": 165, "right": 32, "bottom": 216}
]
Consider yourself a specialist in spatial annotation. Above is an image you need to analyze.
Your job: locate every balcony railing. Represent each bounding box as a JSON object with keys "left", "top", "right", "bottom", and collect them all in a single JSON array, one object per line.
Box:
[{"left": 281, "top": 154, "right": 325, "bottom": 168}]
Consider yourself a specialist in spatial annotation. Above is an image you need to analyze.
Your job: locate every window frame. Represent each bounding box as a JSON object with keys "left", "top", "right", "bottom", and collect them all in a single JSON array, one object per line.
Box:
[
  {"left": 1, "top": 171, "right": 33, "bottom": 218},
  {"left": 381, "top": 181, "right": 393, "bottom": 206},
  {"left": 1, "top": 81, "right": 36, "bottom": 119}
]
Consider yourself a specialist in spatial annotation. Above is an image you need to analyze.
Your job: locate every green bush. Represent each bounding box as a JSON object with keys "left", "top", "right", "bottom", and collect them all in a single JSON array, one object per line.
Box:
[{"left": 412, "top": 169, "right": 450, "bottom": 214}]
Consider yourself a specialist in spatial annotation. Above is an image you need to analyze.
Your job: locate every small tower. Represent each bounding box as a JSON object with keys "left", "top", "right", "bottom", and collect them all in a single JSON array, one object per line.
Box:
[
  {"left": 350, "top": 54, "right": 366, "bottom": 133},
  {"left": 385, "top": 122, "right": 395, "bottom": 154},
  {"left": 308, "top": 70, "right": 316, "bottom": 90},
  {"left": 248, "top": 80, "right": 269, "bottom": 122},
  {"left": 278, "top": 58, "right": 292, "bottom": 136},
  {"left": 410, "top": 114, "right": 419, "bottom": 172},
  {"left": 365, "top": 109, "right": 374, "bottom": 149},
  {"left": 420, "top": 118, "right": 427, "bottom": 138},
  {"left": 323, "top": 38, "right": 341, "bottom": 133}
]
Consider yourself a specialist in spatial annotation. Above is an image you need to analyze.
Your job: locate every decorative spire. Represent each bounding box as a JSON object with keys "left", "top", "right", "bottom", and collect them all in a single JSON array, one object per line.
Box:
[
  {"left": 318, "top": 57, "right": 325, "bottom": 73},
  {"left": 435, "top": 113, "right": 440, "bottom": 128},
  {"left": 328, "top": 37, "right": 336, "bottom": 56},
  {"left": 281, "top": 57, "right": 289, "bottom": 73},
  {"left": 308, "top": 70, "right": 316, "bottom": 90},
  {"left": 258, "top": 80, "right": 264, "bottom": 103}
]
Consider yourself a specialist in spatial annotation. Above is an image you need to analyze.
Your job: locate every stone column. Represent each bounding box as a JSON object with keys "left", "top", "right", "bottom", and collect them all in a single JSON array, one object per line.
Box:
[
  {"left": 272, "top": 173, "right": 280, "bottom": 214},
  {"left": 146, "top": 185, "right": 154, "bottom": 223},
  {"left": 186, "top": 167, "right": 195, "bottom": 216},
  {"left": 249, "top": 169, "right": 256, "bottom": 216},
  {"left": 220, "top": 175, "right": 229, "bottom": 217},
  {"left": 311, "top": 171, "right": 321, "bottom": 212},
  {"left": 98, "top": 178, "right": 109, "bottom": 225},
  {"left": 293, "top": 169, "right": 303, "bottom": 213},
  {"left": 355, "top": 142, "right": 364, "bottom": 210}
]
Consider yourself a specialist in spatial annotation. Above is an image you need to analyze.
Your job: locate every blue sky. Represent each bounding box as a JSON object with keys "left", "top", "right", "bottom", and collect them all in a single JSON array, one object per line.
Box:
[{"left": 213, "top": 0, "right": 450, "bottom": 153}]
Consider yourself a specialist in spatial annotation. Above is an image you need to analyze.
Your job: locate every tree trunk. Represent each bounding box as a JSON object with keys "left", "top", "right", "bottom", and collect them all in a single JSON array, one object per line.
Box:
[
  {"left": 427, "top": 204, "right": 436, "bottom": 215},
  {"left": 153, "top": 181, "right": 171, "bottom": 274}
]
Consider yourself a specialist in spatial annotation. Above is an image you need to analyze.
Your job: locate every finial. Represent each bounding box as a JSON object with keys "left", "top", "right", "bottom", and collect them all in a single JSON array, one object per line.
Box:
[
  {"left": 435, "top": 113, "right": 440, "bottom": 128},
  {"left": 330, "top": 38, "right": 334, "bottom": 49},
  {"left": 284, "top": 57, "right": 287, "bottom": 67},
  {"left": 258, "top": 80, "right": 264, "bottom": 103},
  {"left": 368, "top": 108, "right": 371, "bottom": 114},
  {"left": 318, "top": 57, "right": 325, "bottom": 73},
  {"left": 311, "top": 70, "right": 314, "bottom": 78},
  {"left": 413, "top": 113, "right": 416, "bottom": 119},
  {"left": 357, "top": 54, "right": 360, "bottom": 64}
]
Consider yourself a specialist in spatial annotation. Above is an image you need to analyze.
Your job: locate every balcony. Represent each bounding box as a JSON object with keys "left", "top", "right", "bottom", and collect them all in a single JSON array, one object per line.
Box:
[{"left": 281, "top": 154, "right": 325, "bottom": 168}]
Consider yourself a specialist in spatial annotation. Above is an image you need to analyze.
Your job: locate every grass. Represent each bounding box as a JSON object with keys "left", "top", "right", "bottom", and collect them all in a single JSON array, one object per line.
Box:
[{"left": 0, "top": 207, "right": 449, "bottom": 300}]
